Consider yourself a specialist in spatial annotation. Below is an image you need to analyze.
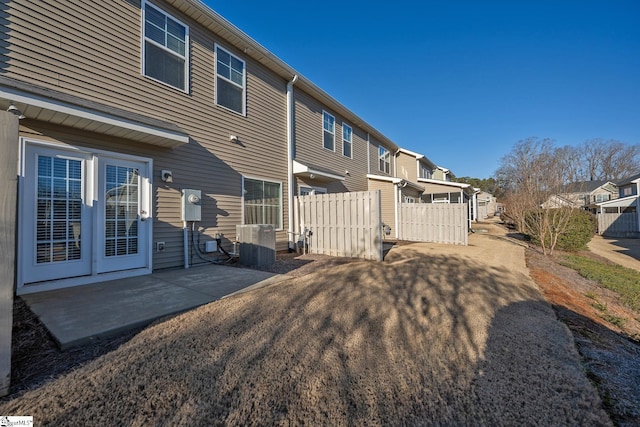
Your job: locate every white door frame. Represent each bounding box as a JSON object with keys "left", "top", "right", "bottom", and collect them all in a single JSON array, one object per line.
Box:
[{"left": 17, "top": 138, "right": 153, "bottom": 295}]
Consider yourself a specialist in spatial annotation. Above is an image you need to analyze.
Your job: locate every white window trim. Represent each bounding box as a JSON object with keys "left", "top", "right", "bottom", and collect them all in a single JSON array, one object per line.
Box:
[
  {"left": 322, "top": 110, "right": 336, "bottom": 152},
  {"left": 379, "top": 145, "right": 390, "bottom": 174},
  {"left": 141, "top": 1, "right": 190, "bottom": 93},
  {"left": 215, "top": 43, "right": 247, "bottom": 116},
  {"left": 299, "top": 185, "right": 327, "bottom": 196},
  {"left": 342, "top": 123, "right": 353, "bottom": 158},
  {"left": 241, "top": 176, "right": 283, "bottom": 231}
]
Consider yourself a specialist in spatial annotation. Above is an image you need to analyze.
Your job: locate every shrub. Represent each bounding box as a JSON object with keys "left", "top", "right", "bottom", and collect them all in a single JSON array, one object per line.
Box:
[
  {"left": 555, "top": 209, "right": 597, "bottom": 251},
  {"left": 525, "top": 208, "right": 596, "bottom": 253}
]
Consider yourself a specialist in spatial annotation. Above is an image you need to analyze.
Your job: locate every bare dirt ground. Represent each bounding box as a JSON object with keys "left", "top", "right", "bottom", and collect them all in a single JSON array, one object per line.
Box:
[
  {"left": 1, "top": 226, "right": 611, "bottom": 425},
  {"left": 526, "top": 248, "right": 640, "bottom": 426}
]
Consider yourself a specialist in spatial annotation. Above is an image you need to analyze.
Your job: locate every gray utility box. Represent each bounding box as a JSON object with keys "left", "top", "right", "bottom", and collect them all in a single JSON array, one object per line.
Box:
[{"left": 236, "top": 224, "right": 276, "bottom": 267}]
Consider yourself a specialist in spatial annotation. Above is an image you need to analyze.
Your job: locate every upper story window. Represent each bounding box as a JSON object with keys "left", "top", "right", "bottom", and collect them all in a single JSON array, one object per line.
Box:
[
  {"left": 143, "top": 2, "right": 188, "bottom": 91},
  {"left": 323, "top": 111, "right": 335, "bottom": 151},
  {"left": 622, "top": 186, "right": 635, "bottom": 197},
  {"left": 215, "top": 45, "right": 246, "bottom": 115},
  {"left": 594, "top": 194, "right": 610, "bottom": 203},
  {"left": 342, "top": 123, "right": 352, "bottom": 158},
  {"left": 421, "top": 165, "right": 432, "bottom": 179},
  {"left": 379, "top": 145, "right": 390, "bottom": 174}
]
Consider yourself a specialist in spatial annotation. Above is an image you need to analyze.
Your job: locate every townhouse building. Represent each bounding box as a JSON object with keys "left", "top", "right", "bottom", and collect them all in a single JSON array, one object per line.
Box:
[
  {"left": 596, "top": 173, "right": 640, "bottom": 237},
  {"left": 1, "top": 0, "right": 474, "bottom": 295},
  {"left": 1, "top": 0, "right": 434, "bottom": 294}
]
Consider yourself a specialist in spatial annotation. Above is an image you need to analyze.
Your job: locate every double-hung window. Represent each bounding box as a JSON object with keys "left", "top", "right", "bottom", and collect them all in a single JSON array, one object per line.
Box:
[
  {"left": 143, "top": 2, "right": 188, "bottom": 91},
  {"left": 421, "top": 165, "right": 432, "bottom": 179},
  {"left": 243, "top": 177, "right": 282, "bottom": 229},
  {"left": 216, "top": 45, "right": 246, "bottom": 115},
  {"left": 342, "top": 123, "right": 352, "bottom": 158},
  {"left": 379, "top": 145, "right": 390, "bottom": 174},
  {"left": 323, "top": 111, "right": 335, "bottom": 151}
]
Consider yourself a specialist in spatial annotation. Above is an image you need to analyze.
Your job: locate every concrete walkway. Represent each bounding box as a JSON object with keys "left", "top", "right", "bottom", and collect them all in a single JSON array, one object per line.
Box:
[
  {"left": 588, "top": 235, "right": 640, "bottom": 272},
  {"left": 21, "top": 264, "right": 289, "bottom": 349}
]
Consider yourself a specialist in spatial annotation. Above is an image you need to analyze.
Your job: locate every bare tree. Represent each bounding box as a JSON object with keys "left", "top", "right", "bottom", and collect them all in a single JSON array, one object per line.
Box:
[
  {"left": 578, "top": 139, "right": 640, "bottom": 181},
  {"left": 497, "top": 137, "right": 582, "bottom": 255}
]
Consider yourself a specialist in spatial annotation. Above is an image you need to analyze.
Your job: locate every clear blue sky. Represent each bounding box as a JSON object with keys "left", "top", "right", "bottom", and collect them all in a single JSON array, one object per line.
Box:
[{"left": 205, "top": 0, "right": 640, "bottom": 179}]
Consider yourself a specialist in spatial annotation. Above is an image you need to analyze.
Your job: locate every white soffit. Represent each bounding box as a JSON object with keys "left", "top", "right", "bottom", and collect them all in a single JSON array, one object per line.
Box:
[{"left": 0, "top": 85, "right": 189, "bottom": 148}]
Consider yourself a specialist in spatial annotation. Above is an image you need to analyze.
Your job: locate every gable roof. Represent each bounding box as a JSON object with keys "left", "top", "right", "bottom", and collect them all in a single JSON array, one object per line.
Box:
[
  {"left": 561, "top": 180, "right": 616, "bottom": 193},
  {"left": 397, "top": 148, "right": 438, "bottom": 170},
  {"left": 617, "top": 173, "right": 640, "bottom": 186}
]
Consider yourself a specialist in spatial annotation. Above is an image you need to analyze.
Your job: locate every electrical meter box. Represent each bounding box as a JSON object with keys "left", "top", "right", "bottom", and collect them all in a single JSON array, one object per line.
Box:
[{"left": 181, "top": 189, "right": 201, "bottom": 221}]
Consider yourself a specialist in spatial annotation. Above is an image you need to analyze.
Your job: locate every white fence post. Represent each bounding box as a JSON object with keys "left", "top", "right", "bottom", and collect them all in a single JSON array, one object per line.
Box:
[{"left": 1, "top": 112, "right": 19, "bottom": 397}]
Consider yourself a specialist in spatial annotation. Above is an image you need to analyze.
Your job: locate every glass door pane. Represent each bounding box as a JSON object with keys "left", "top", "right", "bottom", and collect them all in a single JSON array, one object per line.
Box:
[
  {"left": 36, "top": 155, "right": 83, "bottom": 264},
  {"left": 104, "top": 165, "right": 139, "bottom": 257}
]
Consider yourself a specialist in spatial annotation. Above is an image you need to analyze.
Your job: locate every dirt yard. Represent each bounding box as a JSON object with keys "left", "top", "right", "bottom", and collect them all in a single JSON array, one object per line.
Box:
[{"left": 1, "top": 223, "right": 611, "bottom": 425}]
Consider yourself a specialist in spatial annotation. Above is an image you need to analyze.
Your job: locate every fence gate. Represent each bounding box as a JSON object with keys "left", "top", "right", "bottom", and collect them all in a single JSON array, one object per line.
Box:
[
  {"left": 295, "top": 190, "right": 383, "bottom": 261},
  {"left": 398, "top": 203, "right": 468, "bottom": 245},
  {"left": 597, "top": 212, "right": 639, "bottom": 237}
]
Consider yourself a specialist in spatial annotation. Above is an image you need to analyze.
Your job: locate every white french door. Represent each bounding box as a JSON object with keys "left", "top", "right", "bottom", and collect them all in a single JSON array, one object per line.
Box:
[
  {"left": 21, "top": 146, "right": 93, "bottom": 283},
  {"left": 97, "top": 157, "right": 149, "bottom": 273},
  {"left": 20, "top": 141, "right": 151, "bottom": 288}
]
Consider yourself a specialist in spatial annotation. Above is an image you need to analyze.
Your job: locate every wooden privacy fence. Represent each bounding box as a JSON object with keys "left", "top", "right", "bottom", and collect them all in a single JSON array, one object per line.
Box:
[
  {"left": 597, "top": 212, "right": 639, "bottom": 237},
  {"left": 398, "top": 203, "right": 468, "bottom": 245},
  {"left": 295, "top": 190, "right": 383, "bottom": 261}
]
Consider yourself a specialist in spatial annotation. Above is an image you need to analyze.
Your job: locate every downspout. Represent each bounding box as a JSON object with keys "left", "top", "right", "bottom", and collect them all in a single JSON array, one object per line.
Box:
[
  {"left": 474, "top": 191, "right": 479, "bottom": 221},
  {"left": 183, "top": 221, "right": 189, "bottom": 269},
  {"left": 286, "top": 74, "right": 298, "bottom": 251},
  {"left": 366, "top": 133, "right": 371, "bottom": 174},
  {"left": 394, "top": 182, "right": 400, "bottom": 239}
]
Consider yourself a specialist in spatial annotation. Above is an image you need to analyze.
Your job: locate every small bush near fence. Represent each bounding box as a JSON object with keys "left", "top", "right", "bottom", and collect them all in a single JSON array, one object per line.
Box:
[{"left": 526, "top": 208, "right": 596, "bottom": 252}]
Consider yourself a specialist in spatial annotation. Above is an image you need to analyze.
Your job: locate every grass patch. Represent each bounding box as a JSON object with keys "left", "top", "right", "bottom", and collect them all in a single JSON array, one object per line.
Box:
[
  {"left": 585, "top": 291, "right": 597, "bottom": 300},
  {"left": 560, "top": 254, "right": 640, "bottom": 312},
  {"left": 600, "top": 313, "right": 626, "bottom": 328},
  {"left": 590, "top": 301, "right": 607, "bottom": 312}
]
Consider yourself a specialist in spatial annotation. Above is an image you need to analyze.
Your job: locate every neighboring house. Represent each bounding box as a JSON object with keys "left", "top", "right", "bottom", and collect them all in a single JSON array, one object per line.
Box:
[
  {"left": 542, "top": 181, "right": 617, "bottom": 212},
  {"left": 563, "top": 181, "right": 616, "bottom": 211},
  {"left": 596, "top": 173, "right": 640, "bottom": 237},
  {"left": 476, "top": 191, "right": 498, "bottom": 219},
  {"left": 616, "top": 173, "right": 640, "bottom": 198},
  {"left": 418, "top": 173, "right": 477, "bottom": 226},
  {"left": 432, "top": 166, "right": 454, "bottom": 182}
]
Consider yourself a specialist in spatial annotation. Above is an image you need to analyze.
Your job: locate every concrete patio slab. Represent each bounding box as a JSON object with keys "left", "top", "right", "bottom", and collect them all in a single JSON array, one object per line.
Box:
[{"left": 21, "top": 264, "right": 289, "bottom": 349}]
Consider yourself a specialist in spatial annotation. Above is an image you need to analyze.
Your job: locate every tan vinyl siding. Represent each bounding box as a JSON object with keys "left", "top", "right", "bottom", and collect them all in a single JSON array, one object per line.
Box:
[
  {"left": 293, "top": 90, "right": 368, "bottom": 193},
  {"left": 396, "top": 152, "right": 417, "bottom": 182},
  {"left": 401, "top": 187, "right": 423, "bottom": 200},
  {"left": 8, "top": 0, "right": 290, "bottom": 268},
  {"left": 367, "top": 179, "right": 396, "bottom": 234}
]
